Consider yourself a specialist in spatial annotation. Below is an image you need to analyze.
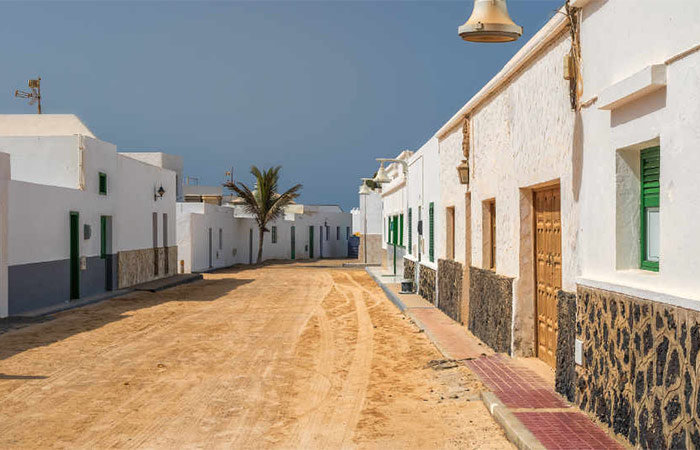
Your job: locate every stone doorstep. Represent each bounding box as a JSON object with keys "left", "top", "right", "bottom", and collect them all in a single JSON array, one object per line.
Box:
[{"left": 366, "top": 267, "right": 628, "bottom": 450}]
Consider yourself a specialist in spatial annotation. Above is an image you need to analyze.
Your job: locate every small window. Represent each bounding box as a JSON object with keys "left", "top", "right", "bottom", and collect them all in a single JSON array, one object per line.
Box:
[
  {"left": 219, "top": 228, "right": 223, "bottom": 249},
  {"left": 336, "top": 226, "right": 340, "bottom": 240},
  {"left": 271, "top": 226, "right": 278, "bottom": 244},
  {"left": 640, "top": 147, "right": 660, "bottom": 271},
  {"left": 346, "top": 226, "right": 350, "bottom": 240},
  {"left": 326, "top": 226, "right": 330, "bottom": 241},
  {"left": 99, "top": 172, "right": 107, "bottom": 195}
]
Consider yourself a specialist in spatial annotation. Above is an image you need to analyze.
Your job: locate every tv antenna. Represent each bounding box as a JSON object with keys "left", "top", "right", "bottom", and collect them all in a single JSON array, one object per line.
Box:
[{"left": 15, "top": 77, "right": 42, "bottom": 114}]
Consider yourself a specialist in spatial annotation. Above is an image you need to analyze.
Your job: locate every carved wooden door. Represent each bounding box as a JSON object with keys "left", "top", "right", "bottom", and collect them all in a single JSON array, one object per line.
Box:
[{"left": 534, "top": 187, "right": 561, "bottom": 368}]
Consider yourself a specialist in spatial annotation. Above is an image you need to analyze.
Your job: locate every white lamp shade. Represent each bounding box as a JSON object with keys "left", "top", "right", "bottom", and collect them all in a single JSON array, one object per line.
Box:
[
  {"left": 358, "top": 184, "right": 371, "bottom": 195},
  {"left": 373, "top": 165, "right": 391, "bottom": 184}
]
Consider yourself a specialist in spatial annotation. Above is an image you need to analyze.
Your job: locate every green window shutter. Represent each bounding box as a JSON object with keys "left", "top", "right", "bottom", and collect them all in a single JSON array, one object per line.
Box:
[
  {"left": 400, "top": 214, "right": 404, "bottom": 247},
  {"left": 392, "top": 216, "right": 398, "bottom": 245},
  {"left": 640, "top": 147, "right": 660, "bottom": 271},
  {"left": 408, "top": 208, "right": 412, "bottom": 254},
  {"left": 429, "top": 202, "right": 434, "bottom": 262},
  {"left": 99, "top": 172, "right": 107, "bottom": 195},
  {"left": 272, "top": 226, "right": 277, "bottom": 244}
]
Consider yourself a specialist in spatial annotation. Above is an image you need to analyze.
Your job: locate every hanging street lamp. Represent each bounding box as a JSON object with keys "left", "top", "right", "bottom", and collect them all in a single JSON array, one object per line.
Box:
[{"left": 458, "top": 0, "right": 523, "bottom": 43}]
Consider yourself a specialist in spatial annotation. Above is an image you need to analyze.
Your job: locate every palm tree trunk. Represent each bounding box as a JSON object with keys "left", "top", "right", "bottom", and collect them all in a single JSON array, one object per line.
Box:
[{"left": 257, "top": 227, "right": 265, "bottom": 264}]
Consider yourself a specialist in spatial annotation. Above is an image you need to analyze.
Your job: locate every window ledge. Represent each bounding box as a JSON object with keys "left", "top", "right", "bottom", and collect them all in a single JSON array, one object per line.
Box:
[
  {"left": 598, "top": 64, "right": 666, "bottom": 111},
  {"left": 577, "top": 276, "right": 700, "bottom": 312}
]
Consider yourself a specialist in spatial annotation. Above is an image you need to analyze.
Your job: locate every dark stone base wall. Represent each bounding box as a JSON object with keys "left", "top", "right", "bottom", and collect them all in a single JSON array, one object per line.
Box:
[
  {"left": 437, "top": 259, "right": 463, "bottom": 323},
  {"left": 576, "top": 285, "right": 700, "bottom": 449},
  {"left": 404, "top": 258, "right": 415, "bottom": 281},
  {"left": 468, "top": 266, "right": 513, "bottom": 354},
  {"left": 418, "top": 265, "right": 436, "bottom": 303},
  {"left": 556, "top": 290, "right": 576, "bottom": 402}
]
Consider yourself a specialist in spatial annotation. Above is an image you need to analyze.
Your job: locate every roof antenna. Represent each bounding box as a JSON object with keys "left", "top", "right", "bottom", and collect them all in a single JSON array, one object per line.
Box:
[{"left": 15, "top": 77, "right": 42, "bottom": 114}]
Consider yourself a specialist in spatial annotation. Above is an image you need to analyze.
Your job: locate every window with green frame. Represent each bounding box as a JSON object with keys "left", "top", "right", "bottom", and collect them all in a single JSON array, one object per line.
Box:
[
  {"left": 392, "top": 215, "right": 398, "bottom": 246},
  {"left": 99, "top": 172, "right": 107, "bottom": 195},
  {"left": 271, "top": 226, "right": 278, "bottom": 244},
  {"left": 429, "top": 202, "right": 434, "bottom": 262},
  {"left": 408, "top": 208, "right": 412, "bottom": 254},
  {"left": 640, "top": 147, "right": 660, "bottom": 271},
  {"left": 399, "top": 214, "right": 404, "bottom": 247}
]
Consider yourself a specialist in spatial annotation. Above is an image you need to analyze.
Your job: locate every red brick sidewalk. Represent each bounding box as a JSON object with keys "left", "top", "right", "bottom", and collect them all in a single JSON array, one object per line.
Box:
[{"left": 370, "top": 274, "right": 626, "bottom": 450}]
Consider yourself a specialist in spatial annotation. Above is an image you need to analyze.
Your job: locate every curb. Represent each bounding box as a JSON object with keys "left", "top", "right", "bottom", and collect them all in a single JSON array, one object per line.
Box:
[
  {"left": 481, "top": 392, "right": 546, "bottom": 450},
  {"left": 364, "top": 268, "right": 547, "bottom": 450},
  {"left": 365, "top": 267, "right": 407, "bottom": 312}
]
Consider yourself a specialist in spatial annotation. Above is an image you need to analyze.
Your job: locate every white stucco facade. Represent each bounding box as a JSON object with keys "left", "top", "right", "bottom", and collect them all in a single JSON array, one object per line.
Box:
[
  {"left": 577, "top": 0, "right": 700, "bottom": 306},
  {"left": 0, "top": 115, "right": 178, "bottom": 316}
]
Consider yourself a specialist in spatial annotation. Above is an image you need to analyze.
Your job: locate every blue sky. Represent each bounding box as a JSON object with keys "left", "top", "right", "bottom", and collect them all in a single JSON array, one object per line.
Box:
[{"left": 0, "top": 1, "right": 562, "bottom": 210}]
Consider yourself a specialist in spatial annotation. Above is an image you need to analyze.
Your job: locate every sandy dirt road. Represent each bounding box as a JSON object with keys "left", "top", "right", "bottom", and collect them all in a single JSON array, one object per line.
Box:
[{"left": 0, "top": 261, "right": 511, "bottom": 449}]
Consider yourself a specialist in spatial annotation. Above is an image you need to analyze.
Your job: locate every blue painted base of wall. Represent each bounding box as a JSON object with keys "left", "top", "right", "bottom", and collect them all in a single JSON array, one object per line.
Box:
[{"left": 9, "top": 254, "right": 117, "bottom": 316}]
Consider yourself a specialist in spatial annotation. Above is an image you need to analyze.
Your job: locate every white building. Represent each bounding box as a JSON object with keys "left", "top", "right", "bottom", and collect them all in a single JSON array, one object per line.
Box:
[
  {"left": 178, "top": 198, "right": 352, "bottom": 273},
  {"left": 353, "top": 187, "right": 383, "bottom": 265},
  {"left": 0, "top": 115, "right": 178, "bottom": 317},
  {"left": 357, "top": 1, "right": 700, "bottom": 446}
]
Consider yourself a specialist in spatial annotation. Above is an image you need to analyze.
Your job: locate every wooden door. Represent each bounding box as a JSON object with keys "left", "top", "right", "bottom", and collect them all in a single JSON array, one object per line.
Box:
[{"left": 534, "top": 187, "right": 561, "bottom": 368}]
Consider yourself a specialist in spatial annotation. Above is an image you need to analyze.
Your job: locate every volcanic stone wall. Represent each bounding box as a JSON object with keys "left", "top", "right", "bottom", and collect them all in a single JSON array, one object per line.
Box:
[
  {"left": 556, "top": 290, "right": 577, "bottom": 402},
  {"left": 468, "top": 266, "right": 513, "bottom": 354},
  {"left": 437, "top": 259, "right": 463, "bottom": 323},
  {"left": 576, "top": 285, "right": 700, "bottom": 448},
  {"left": 418, "top": 265, "right": 436, "bottom": 303},
  {"left": 403, "top": 258, "right": 415, "bottom": 281}
]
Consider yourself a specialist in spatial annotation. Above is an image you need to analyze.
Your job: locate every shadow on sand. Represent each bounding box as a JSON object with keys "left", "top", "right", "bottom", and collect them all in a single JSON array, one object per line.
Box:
[{"left": 0, "top": 276, "right": 253, "bottom": 364}]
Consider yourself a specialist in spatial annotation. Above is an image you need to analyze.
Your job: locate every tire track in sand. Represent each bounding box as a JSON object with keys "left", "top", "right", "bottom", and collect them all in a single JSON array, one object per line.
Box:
[{"left": 286, "top": 270, "right": 374, "bottom": 449}]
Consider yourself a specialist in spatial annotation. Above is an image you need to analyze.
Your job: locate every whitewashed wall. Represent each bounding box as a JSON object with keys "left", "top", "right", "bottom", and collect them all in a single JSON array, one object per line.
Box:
[
  {"left": 116, "top": 155, "right": 176, "bottom": 252},
  {"left": 0, "top": 136, "right": 81, "bottom": 189},
  {"left": 406, "top": 138, "right": 440, "bottom": 270},
  {"left": 8, "top": 179, "right": 114, "bottom": 265},
  {"left": 121, "top": 152, "right": 184, "bottom": 201},
  {"left": 177, "top": 202, "right": 257, "bottom": 272},
  {"left": 354, "top": 190, "right": 382, "bottom": 236},
  {"left": 468, "top": 32, "right": 577, "bottom": 290},
  {"left": 578, "top": 0, "right": 700, "bottom": 303},
  {"left": 438, "top": 128, "right": 467, "bottom": 264},
  {"left": 179, "top": 203, "right": 352, "bottom": 272}
]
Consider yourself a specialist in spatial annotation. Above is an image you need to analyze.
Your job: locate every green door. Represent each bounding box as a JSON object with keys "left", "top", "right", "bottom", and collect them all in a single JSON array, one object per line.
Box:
[
  {"left": 309, "top": 226, "right": 314, "bottom": 258},
  {"left": 70, "top": 212, "right": 80, "bottom": 300},
  {"left": 291, "top": 226, "right": 296, "bottom": 260}
]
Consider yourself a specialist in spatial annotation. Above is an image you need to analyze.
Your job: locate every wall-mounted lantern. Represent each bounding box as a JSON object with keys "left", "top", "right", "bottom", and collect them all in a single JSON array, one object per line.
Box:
[
  {"left": 457, "top": 160, "right": 470, "bottom": 185},
  {"left": 154, "top": 185, "right": 166, "bottom": 201}
]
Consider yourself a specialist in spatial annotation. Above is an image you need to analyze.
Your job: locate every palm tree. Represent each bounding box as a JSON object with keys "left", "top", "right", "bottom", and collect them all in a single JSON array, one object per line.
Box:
[{"left": 225, "top": 166, "right": 302, "bottom": 264}]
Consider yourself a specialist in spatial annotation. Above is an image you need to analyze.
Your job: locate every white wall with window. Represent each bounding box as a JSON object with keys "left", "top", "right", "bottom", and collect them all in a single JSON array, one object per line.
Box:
[{"left": 577, "top": 1, "right": 700, "bottom": 303}]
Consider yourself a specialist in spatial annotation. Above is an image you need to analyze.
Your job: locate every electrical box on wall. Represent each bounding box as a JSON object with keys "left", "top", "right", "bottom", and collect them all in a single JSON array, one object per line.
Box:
[
  {"left": 80, "top": 256, "right": 87, "bottom": 271},
  {"left": 575, "top": 339, "right": 583, "bottom": 365}
]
